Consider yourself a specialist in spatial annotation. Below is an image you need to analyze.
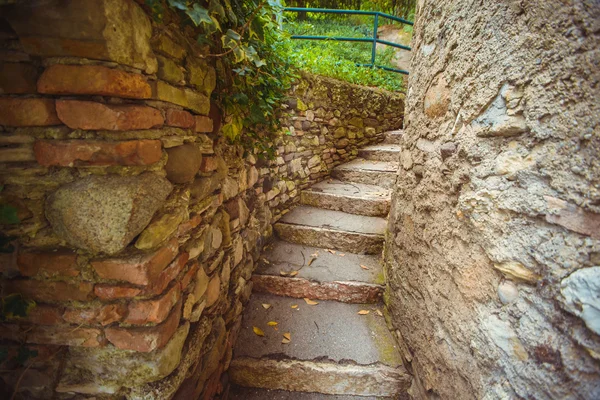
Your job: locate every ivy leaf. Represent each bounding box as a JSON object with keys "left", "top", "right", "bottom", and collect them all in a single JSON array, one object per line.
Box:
[
  {"left": 15, "top": 347, "right": 38, "bottom": 366},
  {"left": 222, "top": 29, "right": 241, "bottom": 49},
  {"left": 166, "top": 0, "right": 188, "bottom": 10},
  {"left": 0, "top": 205, "right": 20, "bottom": 225},
  {"left": 208, "top": 0, "right": 226, "bottom": 19},
  {"left": 3, "top": 294, "right": 35, "bottom": 319},
  {"left": 186, "top": 4, "right": 212, "bottom": 27}
]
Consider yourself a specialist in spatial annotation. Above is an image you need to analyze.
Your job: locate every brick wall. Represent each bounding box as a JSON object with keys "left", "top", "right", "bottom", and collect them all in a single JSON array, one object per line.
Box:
[{"left": 0, "top": 0, "right": 404, "bottom": 398}]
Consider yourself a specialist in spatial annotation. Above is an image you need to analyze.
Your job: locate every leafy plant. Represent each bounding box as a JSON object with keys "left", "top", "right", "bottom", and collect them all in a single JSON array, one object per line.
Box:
[
  {"left": 145, "top": 0, "right": 297, "bottom": 158},
  {"left": 282, "top": 18, "right": 405, "bottom": 91}
]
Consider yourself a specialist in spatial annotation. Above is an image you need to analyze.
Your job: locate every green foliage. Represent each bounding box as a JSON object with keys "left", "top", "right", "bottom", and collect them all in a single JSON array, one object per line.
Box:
[
  {"left": 147, "top": 0, "right": 297, "bottom": 158},
  {"left": 0, "top": 294, "right": 35, "bottom": 322},
  {"left": 285, "top": 0, "right": 416, "bottom": 19},
  {"left": 282, "top": 19, "right": 404, "bottom": 91}
]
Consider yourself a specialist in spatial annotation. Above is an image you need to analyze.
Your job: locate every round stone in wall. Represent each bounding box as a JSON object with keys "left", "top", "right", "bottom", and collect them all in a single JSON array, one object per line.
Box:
[
  {"left": 45, "top": 173, "right": 172, "bottom": 255},
  {"left": 165, "top": 144, "right": 202, "bottom": 183}
]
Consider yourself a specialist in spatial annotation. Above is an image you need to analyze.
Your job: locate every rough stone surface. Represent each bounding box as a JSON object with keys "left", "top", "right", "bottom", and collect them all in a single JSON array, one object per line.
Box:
[
  {"left": 229, "top": 387, "right": 383, "bottom": 400},
  {"left": 229, "top": 358, "right": 409, "bottom": 397},
  {"left": 385, "top": 2, "right": 600, "bottom": 399},
  {"left": 357, "top": 144, "right": 401, "bottom": 162},
  {"left": 46, "top": 173, "right": 172, "bottom": 254}
]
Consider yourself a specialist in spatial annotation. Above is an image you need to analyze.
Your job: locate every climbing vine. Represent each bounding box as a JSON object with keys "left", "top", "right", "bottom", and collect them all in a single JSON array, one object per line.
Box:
[{"left": 144, "top": 0, "right": 298, "bottom": 158}]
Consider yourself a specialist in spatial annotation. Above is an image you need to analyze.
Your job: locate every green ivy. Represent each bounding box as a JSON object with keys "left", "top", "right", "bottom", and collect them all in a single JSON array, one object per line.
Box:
[{"left": 146, "top": 0, "right": 297, "bottom": 158}]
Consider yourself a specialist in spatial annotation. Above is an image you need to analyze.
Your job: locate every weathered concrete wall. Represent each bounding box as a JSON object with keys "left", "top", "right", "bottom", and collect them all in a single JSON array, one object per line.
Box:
[
  {"left": 385, "top": 0, "right": 600, "bottom": 399},
  {"left": 0, "top": 1, "right": 404, "bottom": 398}
]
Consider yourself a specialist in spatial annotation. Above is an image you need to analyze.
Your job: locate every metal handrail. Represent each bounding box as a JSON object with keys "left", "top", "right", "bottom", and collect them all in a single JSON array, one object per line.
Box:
[{"left": 283, "top": 7, "right": 412, "bottom": 75}]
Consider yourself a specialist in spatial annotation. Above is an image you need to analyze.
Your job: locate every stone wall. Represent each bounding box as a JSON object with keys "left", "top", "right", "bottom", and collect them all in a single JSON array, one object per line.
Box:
[
  {"left": 0, "top": 1, "right": 404, "bottom": 398},
  {"left": 385, "top": 1, "right": 600, "bottom": 399}
]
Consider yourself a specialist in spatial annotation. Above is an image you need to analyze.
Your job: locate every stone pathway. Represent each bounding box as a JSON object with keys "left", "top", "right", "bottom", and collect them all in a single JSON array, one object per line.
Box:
[{"left": 229, "top": 131, "right": 410, "bottom": 399}]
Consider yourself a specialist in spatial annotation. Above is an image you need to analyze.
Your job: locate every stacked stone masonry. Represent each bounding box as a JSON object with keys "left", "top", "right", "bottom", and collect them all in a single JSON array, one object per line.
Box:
[
  {"left": 0, "top": 1, "right": 404, "bottom": 398},
  {"left": 385, "top": 1, "right": 600, "bottom": 400}
]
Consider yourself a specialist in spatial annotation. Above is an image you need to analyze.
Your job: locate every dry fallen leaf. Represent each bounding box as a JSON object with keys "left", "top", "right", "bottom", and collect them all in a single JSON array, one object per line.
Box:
[
  {"left": 360, "top": 265, "right": 370, "bottom": 270},
  {"left": 289, "top": 270, "right": 299, "bottom": 277},
  {"left": 253, "top": 326, "right": 265, "bottom": 336},
  {"left": 291, "top": 304, "right": 298, "bottom": 309},
  {"left": 358, "top": 310, "right": 370, "bottom": 315},
  {"left": 339, "top": 253, "right": 345, "bottom": 257},
  {"left": 311, "top": 251, "right": 319, "bottom": 257},
  {"left": 326, "top": 249, "right": 336, "bottom": 254},
  {"left": 304, "top": 298, "right": 319, "bottom": 305},
  {"left": 262, "top": 258, "right": 270, "bottom": 265},
  {"left": 262, "top": 303, "right": 271, "bottom": 310},
  {"left": 308, "top": 257, "right": 316, "bottom": 266},
  {"left": 283, "top": 332, "right": 291, "bottom": 340},
  {"left": 267, "top": 321, "right": 278, "bottom": 326},
  {"left": 375, "top": 309, "right": 383, "bottom": 317},
  {"left": 282, "top": 338, "right": 291, "bottom": 344},
  {"left": 280, "top": 270, "right": 289, "bottom": 276}
]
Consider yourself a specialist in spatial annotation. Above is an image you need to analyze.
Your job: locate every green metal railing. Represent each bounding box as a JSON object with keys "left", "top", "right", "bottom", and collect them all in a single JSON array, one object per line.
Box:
[{"left": 283, "top": 7, "right": 413, "bottom": 75}]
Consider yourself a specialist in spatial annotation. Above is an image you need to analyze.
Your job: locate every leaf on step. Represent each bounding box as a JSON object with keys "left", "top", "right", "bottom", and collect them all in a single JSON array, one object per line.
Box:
[
  {"left": 289, "top": 270, "right": 299, "bottom": 277},
  {"left": 267, "top": 321, "right": 278, "bottom": 326},
  {"left": 326, "top": 249, "right": 336, "bottom": 254},
  {"left": 253, "top": 326, "right": 265, "bottom": 336},
  {"left": 308, "top": 257, "right": 316, "bottom": 266},
  {"left": 283, "top": 332, "right": 291, "bottom": 340},
  {"left": 376, "top": 309, "right": 383, "bottom": 317},
  {"left": 291, "top": 304, "right": 298, "bottom": 309},
  {"left": 262, "top": 258, "right": 270, "bottom": 265},
  {"left": 311, "top": 252, "right": 319, "bottom": 258},
  {"left": 280, "top": 270, "right": 289, "bottom": 276},
  {"left": 358, "top": 310, "right": 370, "bottom": 315},
  {"left": 360, "top": 264, "right": 370, "bottom": 270},
  {"left": 282, "top": 338, "right": 291, "bottom": 344},
  {"left": 261, "top": 303, "right": 271, "bottom": 310},
  {"left": 303, "top": 298, "right": 318, "bottom": 305},
  {"left": 339, "top": 253, "right": 345, "bottom": 257}
]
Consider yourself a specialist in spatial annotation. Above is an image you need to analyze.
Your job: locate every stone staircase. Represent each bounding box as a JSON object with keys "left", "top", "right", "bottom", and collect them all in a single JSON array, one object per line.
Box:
[{"left": 228, "top": 131, "right": 410, "bottom": 399}]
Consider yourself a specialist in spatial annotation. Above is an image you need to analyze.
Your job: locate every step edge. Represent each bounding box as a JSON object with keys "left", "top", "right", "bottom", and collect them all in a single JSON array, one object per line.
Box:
[{"left": 274, "top": 222, "right": 386, "bottom": 238}]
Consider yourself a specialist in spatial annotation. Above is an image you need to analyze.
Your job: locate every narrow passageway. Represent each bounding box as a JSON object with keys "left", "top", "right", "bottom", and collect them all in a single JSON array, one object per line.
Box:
[{"left": 228, "top": 130, "right": 411, "bottom": 398}]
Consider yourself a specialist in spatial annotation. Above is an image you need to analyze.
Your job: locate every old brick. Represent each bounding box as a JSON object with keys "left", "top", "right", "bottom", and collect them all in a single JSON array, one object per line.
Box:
[
  {"left": 105, "top": 300, "right": 182, "bottom": 352},
  {"left": 37, "top": 64, "right": 151, "bottom": 99},
  {"left": 27, "top": 325, "right": 104, "bottom": 347},
  {"left": 17, "top": 250, "right": 79, "bottom": 278},
  {"left": 20, "top": 305, "right": 64, "bottom": 325},
  {"left": 166, "top": 109, "right": 195, "bottom": 128},
  {"left": 152, "top": 80, "right": 210, "bottom": 115},
  {"left": 91, "top": 239, "right": 179, "bottom": 286},
  {"left": 125, "top": 283, "right": 181, "bottom": 325},
  {"left": 55, "top": 100, "right": 164, "bottom": 131},
  {"left": 3, "top": 280, "right": 94, "bottom": 303},
  {"left": 199, "top": 156, "right": 218, "bottom": 172},
  {"left": 143, "top": 252, "right": 190, "bottom": 297},
  {"left": 0, "top": 98, "right": 60, "bottom": 127},
  {"left": 180, "top": 260, "right": 199, "bottom": 290},
  {"left": 0, "top": 62, "right": 38, "bottom": 94},
  {"left": 195, "top": 116, "right": 213, "bottom": 133},
  {"left": 94, "top": 285, "right": 141, "bottom": 300},
  {"left": 33, "top": 139, "right": 162, "bottom": 167},
  {"left": 63, "top": 303, "right": 126, "bottom": 326}
]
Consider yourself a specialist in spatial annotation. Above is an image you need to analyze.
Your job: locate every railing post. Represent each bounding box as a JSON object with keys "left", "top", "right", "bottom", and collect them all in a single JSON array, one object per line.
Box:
[{"left": 371, "top": 12, "right": 379, "bottom": 66}]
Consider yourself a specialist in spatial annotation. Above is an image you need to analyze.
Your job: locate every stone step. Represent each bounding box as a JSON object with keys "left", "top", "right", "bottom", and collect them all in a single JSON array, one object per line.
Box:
[
  {"left": 274, "top": 206, "right": 386, "bottom": 254},
  {"left": 382, "top": 130, "right": 403, "bottom": 144},
  {"left": 229, "top": 385, "right": 386, "bottom": 399},
  {"left": 331, "top": 159, "right": 398, "bottom": 189},
  {"left": 252, "top": 240, "right": 384, "bottom": 304},
  {"left": 358, "top": 144, "right": 401, "bottom": 162},
  {"left": 300, "top": 179, "right": 390, "bottom": 217},
  {"left": 229, "top": 293, "right": 409, "bottom": 397}
]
